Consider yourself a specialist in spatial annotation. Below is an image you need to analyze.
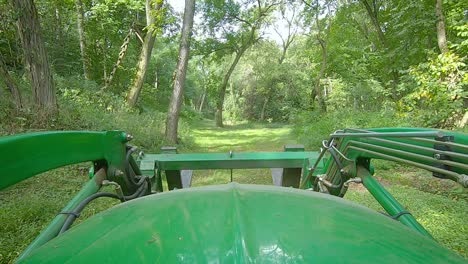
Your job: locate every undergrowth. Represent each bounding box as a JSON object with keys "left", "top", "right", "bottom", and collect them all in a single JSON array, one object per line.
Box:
[
  {"left": 291, "top": 110, "right": 412, "bottom": 150},
  {"left": 0, "top": 75, "right": 195, "bottom": 152}
]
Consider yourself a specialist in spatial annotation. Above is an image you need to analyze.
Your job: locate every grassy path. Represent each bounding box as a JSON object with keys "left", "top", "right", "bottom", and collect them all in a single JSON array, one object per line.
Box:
[
  {"left": 190, "top": 119, "right": 297, "bottom": 152},
  {"left": 187, "top": 120, "right": 298, "bottom": 187}
]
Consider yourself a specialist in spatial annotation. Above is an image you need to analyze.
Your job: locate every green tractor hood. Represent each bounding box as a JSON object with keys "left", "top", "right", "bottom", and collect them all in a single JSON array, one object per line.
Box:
[{"left": 21, "top": 183, "right": 465, "bottom": 263}]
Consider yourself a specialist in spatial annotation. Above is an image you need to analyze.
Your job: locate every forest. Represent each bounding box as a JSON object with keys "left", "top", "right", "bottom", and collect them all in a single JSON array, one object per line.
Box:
[
  {"left": 0, "top": 0, "right": 466, "bottom": 139},
  {"left": 0, "top": 0, "right": 467, "bottom": 262}
]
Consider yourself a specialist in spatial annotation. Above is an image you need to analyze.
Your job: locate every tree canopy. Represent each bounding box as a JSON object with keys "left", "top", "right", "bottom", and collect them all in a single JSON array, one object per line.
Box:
[{"left": 0, "top": 0, "right": 466, "bottom": 132}]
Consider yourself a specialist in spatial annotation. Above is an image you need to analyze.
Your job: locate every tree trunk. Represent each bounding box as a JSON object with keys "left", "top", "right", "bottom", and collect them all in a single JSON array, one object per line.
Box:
[
  {"left": 0, "top": 56, "right": 22, "bottom": 109},
  {"left": 360, "top": 0, "right": 399, "bottom": 96},
  {"left": 435, "top": 0, "right": 448, "bottom": 54},
  {"left": 13, "top": 0, "right": 56, "bottom": 114},
  {"left": 154, "top": 69, "right": 159, "bottom": 89},
  {"left": 75, "top": 0, "right": 90, "bottom": 80},
  {"left": 458, "top": 111, "right": 468, "bottom": 128},
  {"left": 55, "top": 7, "right": 64, "bottom": 48},
  {"left": 360, "top": 0, "right": 386, "bottom": 47},
  {"left": 126, "top": 29, "right": 155, "bottom": 107},
  {"left": 104, "top": 26, "right": 134, "bottom": 89},
  {"left": 310, "top": 0, "right": 328, "bottom": 112},
  {"left": 165, "top": 0, "right": 196, "bottom": 144},
  {"left": 215, "top": 48, "right": 247, "bottom": 127},
  {"left": 213, "top": 0, "right": 274, "bottom": 127},
  {"left": 260, "top": 97, "right": 268, "bottom": 121},
  {"left": 198, "top": 88, "right": 206, "bottom": 112},
  {"left": 215, "top": 26, "right": 256, "bottom": 127},
  {"left": 127, "top": 0, "right": 162, "bottom": 107},
  {"left": 102, "top": 37, "right": 108, "bottom": 81},
  {"left": 275, "top": 25, "right": 294, "bottom": 64},
  {"left": 314, "top": 38, "right": 327, "bottom": 112},
  {"left": 274, "top": 9, "right": 296, "bottom": 65},
  {"left": 277, "top": 32, "right": 294, "bottom": 64}
]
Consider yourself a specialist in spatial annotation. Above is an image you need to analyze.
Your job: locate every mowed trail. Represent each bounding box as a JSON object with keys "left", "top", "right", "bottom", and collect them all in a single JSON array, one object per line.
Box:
[
  {"left": 190, "top": 119, "right": 297, "bottom": 152},
  {"left": 187, "top": 120, "right": 300, "bottom": 186}
]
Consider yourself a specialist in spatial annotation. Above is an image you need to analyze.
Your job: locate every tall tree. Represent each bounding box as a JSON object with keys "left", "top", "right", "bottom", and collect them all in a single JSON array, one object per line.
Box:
[
  {"left": 254, "top": 3, "right": 299, "bottom": 120},
  {"left": 359, "top": 0, "right": 399, "bottom": 97},
  {"left": 127, "top": 0, "right": 163, "bottom": 107},
  {"left": 12, "top": 0, "right": 56, "bottom": 114},
  {"left": 215, "top": 31, "right": 255, "bottom": 127},
  {"left": 165, "top": 0, "right": 196, "bottom": 143},
  {"left": 75, "top": 0, "right": 91, "bottom": 80},
  {"left": 197, "top": 60, "right": 209, "bottom": 113},
  {"left": 203, "top": 0, "right": 279, "bottom": 127},
  {"left": 274, "top": 2, "right": 299, "bottom": 64},
  {"left": 0, "top": 55, "right": 22, "bottom": 109},
  {"left": 303, "top": 0, "right": 331, "bottom": 112},
  {"left": 312, "top": 1, "right": 331, "bottom": 112},
  {"left": 435, "top": 0, "right": 448, "bottom": 54},
  {"left": 359, "top": 0, "right": 386, "bottom": 47}
]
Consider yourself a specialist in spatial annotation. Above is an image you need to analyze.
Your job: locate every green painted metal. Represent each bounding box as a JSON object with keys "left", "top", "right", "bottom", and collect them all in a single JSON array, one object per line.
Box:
[
  {"left": 141, "top": 150, "right": 323, "bottom": 191},
  {"left": 354, "top": 165, "right": 432, "bottom": 238},
  {"left": 154, "top": 166, "right": 163, "bottom": 192},
  {"left": 20, "top": 184, "right": 465, "bottom": 263},
  {"left": 281, "top": 145, "right": 304, "bottom": 187},
  {"left": 318, "top": 127, "right": 468, "bottom": 196},
  {"left": 17, "top": 175, "right": 101, "bottom": 262},
  {"left": 161, "top": 146, "right": 184, "bottom": 190},
  {"left": 0, "top": 130, "right": 141, "bottom": 260},
  {"left": 140, "top": 151, "right": 319, "bottom": 172},
  {"left": 1, "top": 128, "right": 467, "bottom": 262},
  {"left": 342, "top": 128, "right": 468, "bottom": 176},
  {"left": 0, "top": 131, "right": 128, "bottom": 190},
  {"left": 297, "top": 127, "right": 467, "bottom": 238}
]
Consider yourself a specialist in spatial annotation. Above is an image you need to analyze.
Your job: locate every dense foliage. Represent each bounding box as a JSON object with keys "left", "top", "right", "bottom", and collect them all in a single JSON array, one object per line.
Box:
[{"left": 1, "top": 0, "right": 466, "bottom": 135}]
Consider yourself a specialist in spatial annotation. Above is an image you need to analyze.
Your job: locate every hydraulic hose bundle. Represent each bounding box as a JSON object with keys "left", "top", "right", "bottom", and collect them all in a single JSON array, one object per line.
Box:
[
  {"left": 309, "top": 128, "right": 468, "bottom": 197},
  {"left": 59, "top": 145, "right": 150, "bottom": 234}
]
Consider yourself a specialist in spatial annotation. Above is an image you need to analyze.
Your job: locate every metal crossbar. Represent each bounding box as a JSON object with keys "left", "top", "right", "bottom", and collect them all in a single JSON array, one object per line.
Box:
[{"left": 139, "top": 151, "right": 320, "bottom": 172}]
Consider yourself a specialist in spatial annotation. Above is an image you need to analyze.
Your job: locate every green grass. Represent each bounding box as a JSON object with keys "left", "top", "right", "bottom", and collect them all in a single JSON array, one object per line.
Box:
[
  {"left": 0, "top": 165, "right": 119, "bottom": 263},
  {"left": 345, "top": 182, "right": 468, "bottom": 258},
  {"left": 189, "top": 119, "right": 296, "bottom": 152},
  {"left": 0, "top": 119, "right": 467, "bottom": 263},
  {"left": 188, "top": 120, "right": 297, "bottom": 187}
]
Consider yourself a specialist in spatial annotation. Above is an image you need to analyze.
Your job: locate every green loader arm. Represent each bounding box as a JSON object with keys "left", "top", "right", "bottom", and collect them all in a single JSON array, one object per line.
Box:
[
  {"left": 299, "top": 127, "right": 468, "bottom": 238},
  {"left": 0, "top": 130, "right": 148, "bottom": 261},
  {"left": 0, "top": 131, "right": 130, "bottom": 190}
]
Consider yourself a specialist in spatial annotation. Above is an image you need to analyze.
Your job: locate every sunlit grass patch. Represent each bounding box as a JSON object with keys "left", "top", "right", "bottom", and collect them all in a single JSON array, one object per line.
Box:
[{"left": 190, "top": 119, "right": 298, "bottom": 152}]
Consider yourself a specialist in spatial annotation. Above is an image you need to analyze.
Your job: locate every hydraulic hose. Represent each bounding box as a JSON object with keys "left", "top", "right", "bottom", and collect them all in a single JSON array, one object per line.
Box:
[
  {"left": 59, "top": 178, "right": 149, "bottom": 234},
  {"left": 125, "top": 146, "right": 140, "bottom": 186},
  {"left": 59, "top": 192, "right": 123, "bottom": 234}
]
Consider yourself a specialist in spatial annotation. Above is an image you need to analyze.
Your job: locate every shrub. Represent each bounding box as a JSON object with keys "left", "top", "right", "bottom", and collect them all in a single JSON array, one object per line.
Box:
[{"left": 292, "top": 110, "right": 411, "bottom": 149}]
